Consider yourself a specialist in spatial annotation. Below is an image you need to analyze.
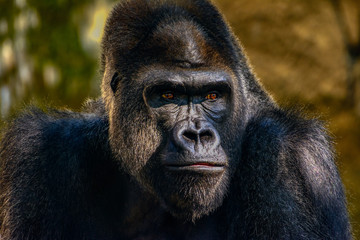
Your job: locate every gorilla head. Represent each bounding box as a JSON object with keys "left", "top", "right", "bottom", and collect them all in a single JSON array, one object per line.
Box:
[{"left": 101, "top": 0, "right": 248, "bottom": 221}]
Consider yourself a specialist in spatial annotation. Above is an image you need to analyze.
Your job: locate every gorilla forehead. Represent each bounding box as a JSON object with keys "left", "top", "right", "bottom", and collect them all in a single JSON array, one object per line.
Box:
[
  {"left": 101, "top": 0, "right": 237, "bottom": 73},
  {"left": 147, "top": 20, "right": 223, "bottom": 65},
  {"left": 123, "top": 18, "right": 225, "bottom": 72}
]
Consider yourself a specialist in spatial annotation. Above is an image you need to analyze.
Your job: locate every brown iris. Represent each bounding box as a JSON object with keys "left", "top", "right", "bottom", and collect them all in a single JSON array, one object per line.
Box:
[
  {"left": 162, "top": 92, "right": 174, "bottom": 100},
  {"left": 205, "top": 92, "right": 218, "bottom": 100}
]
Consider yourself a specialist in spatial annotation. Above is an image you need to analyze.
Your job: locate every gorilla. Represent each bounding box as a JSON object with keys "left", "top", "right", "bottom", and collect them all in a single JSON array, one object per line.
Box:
[{"left": 0, "top": 0, "right": 352, "bottom": 239}]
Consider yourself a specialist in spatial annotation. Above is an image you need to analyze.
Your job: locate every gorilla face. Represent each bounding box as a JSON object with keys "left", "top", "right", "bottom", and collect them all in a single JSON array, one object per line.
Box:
[
  {"left": 142, "top": 69, "right": 233, "bottom": 220},
  {"left": 103, "top": 17, "right": 246, "bottom": 221}
]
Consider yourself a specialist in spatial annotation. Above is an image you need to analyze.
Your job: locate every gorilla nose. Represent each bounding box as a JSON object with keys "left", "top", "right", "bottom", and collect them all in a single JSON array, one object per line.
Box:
[
  {"left": 182, "top": 129, "right": 213, "bottom": 145},
  {"left": 173, "top": 122, "right": 220, "bottom": 153}
]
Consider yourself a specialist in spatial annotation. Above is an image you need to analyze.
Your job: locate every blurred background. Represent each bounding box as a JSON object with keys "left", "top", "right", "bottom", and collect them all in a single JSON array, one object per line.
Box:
[{"left": 0, "top": 0, "right": 359, "bottom": 237}]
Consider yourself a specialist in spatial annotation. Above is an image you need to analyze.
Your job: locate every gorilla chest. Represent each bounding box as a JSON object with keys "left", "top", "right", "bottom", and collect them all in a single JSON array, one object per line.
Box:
[
  {"left": 120, "top": 209, "right": 226, "bottom": 240},
  {"left": 128, "top": 219, "right": 224, "bottom": 240}
]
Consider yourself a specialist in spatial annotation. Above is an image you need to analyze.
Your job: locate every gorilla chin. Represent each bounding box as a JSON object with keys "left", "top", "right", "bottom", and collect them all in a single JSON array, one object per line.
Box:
[{"left": 155, "top": 162, "right": 230, "bottom": 222}]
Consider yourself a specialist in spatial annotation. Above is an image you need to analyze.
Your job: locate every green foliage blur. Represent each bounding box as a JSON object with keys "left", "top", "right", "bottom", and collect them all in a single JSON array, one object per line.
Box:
[
  {"left": 0, "top": 0, "right": 114, "bottom": 117},
  {"left": 0, "top": 0, "right": 359, "bottom": 238}
]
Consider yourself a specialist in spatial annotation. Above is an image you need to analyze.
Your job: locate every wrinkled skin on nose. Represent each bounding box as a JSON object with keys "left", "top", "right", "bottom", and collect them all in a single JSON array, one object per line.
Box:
[{"left": 172, "top": 118, "right": 220, "bottom": 155}]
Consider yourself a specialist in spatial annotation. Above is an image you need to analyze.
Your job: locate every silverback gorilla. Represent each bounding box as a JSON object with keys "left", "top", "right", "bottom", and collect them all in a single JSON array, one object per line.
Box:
[{"left": 0, "top": 0, "right": 352, "bottom": 239}]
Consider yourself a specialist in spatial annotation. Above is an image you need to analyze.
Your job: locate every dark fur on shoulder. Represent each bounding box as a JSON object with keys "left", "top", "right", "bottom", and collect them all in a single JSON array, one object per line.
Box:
[
  {"left": 228, "top": 109, "right": 350, "bottom": 239},
  {"left": 0, "top": 107, "right": 123, "bottom": 239}
]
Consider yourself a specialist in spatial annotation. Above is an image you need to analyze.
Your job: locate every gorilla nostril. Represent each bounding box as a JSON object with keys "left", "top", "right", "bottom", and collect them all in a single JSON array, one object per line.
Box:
[
  {"left": 199, "top": 130, "right": 214, "bottom": 144},
  {"left": 183, "top": 131, "right": 197, "bottom": 143}
]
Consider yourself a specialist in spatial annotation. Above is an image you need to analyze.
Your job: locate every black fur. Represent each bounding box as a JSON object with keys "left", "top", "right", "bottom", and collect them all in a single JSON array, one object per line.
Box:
[{"left": 0, "top": 0, "right": 351, "bottom": 239}]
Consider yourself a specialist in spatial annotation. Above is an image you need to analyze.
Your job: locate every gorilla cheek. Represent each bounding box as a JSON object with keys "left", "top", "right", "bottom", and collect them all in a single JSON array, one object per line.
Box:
[
  {"left": 220, "top": 121, "right": 246, "bottom": 170},
  {"left": 109, "top": 110, "right": 162, "bottom": 180}
]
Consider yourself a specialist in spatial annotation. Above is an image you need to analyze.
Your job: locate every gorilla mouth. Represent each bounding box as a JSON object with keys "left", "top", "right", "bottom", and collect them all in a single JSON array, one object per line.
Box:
[{"left": 165, "top": 162, "right": 225, "bottom": 174}]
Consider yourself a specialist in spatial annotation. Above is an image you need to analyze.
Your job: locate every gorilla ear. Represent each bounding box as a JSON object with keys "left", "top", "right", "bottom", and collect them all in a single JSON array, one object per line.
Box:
[{"left": 110, "top": 72, "right": 120, "bottom": 93}]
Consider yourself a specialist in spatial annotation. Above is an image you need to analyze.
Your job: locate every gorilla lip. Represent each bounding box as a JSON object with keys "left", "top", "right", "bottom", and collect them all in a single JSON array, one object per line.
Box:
[{"left": 165, "top": 162, "right": 225, "bottom": 173}]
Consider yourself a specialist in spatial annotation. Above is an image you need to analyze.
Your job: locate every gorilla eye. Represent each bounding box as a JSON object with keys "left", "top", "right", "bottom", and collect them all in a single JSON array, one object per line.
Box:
[
  {"left": 162, "top": 92, "right": 174, "bottom": 100},
  {"left": 205, "top": 92, "right": 218, "bottom": 101}
]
